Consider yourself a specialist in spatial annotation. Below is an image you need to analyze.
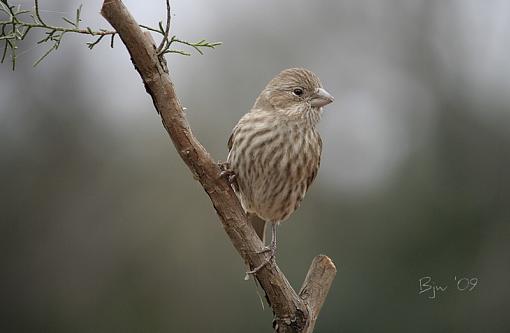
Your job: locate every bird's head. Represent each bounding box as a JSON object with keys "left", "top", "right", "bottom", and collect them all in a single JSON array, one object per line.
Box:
[{"left": 254, "top": 68, "right": 334, "bottom": 121}]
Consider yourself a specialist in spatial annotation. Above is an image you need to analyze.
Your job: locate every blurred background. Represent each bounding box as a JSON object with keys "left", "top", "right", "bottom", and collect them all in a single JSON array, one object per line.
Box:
[{"left": 1, "top": 0, "right": 510, "bottom": 332}]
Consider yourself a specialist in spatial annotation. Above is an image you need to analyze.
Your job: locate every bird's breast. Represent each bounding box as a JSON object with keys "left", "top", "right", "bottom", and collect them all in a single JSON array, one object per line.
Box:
[{"left": 228, "top": 120, "right": 321, "bottom": 222}]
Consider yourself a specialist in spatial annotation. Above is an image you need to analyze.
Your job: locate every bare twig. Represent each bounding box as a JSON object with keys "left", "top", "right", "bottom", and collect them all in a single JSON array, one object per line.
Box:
[
  {"left": 155, "top": 0, "right": 170, "bottom": 54},
  {"left": 34, "top": 0, "right": 47, "bottom": 25},
  {"left": 100, "top": 1, "right": 336, "bottom": 332}
]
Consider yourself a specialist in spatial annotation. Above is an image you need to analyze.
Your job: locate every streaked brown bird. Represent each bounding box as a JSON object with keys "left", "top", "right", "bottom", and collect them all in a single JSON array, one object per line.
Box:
[{"left": 226, "top": 68, "right": 334, "bottom": 273}]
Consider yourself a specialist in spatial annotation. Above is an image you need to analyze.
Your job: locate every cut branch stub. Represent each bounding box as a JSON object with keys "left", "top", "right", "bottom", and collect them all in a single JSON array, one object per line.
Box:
[
  {"left": 299, "top": 255, "right": 337, "bottom": 332},
  {"left": 100, "top": 1, "right": 336, "bottom": 331}
]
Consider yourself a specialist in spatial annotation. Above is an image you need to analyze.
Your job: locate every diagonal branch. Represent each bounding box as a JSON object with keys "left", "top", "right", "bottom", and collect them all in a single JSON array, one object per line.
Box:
[{"left": 99, "top": 1, "right": 336, "bottom": 332}]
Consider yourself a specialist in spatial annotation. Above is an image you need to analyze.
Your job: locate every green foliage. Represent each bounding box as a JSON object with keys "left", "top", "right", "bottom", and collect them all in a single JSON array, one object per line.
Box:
[{"left": 0, "top": 0, "right": 221, "bottom": 70}]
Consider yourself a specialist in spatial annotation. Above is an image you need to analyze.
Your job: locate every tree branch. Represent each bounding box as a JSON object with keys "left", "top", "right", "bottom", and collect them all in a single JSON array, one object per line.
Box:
[
  {"left": 100, "top": 1, "right": 336, "bottom": 331},
  {"left": 299, "top": 255, "right": 337, "bottom": 332}
]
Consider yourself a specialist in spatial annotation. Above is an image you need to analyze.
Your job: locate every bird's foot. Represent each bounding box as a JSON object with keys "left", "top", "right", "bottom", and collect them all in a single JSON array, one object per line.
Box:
[
  {"left": 218, "top": 161, "right": 239, "bottom": 191},
  {"left": 245, "top": 243, "right": 277, "bottom": 277},
  {"left": 256, "top": 246, "right": 272, "bottom": 254}
]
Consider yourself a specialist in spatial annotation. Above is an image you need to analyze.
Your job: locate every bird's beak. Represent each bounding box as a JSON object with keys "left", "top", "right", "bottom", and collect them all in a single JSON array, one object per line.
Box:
[{"left": 310, "top": 88, "right": 334, "bottom": 107}]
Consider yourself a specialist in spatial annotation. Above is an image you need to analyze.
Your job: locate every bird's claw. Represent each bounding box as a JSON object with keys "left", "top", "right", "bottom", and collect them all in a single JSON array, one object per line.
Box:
[
  {"left": 218, "top": 161, "right": 239, "bottom": 191},
  {"left": 245, "top": 244, "right": 277, "bottom": 277},
  {"left": 256, "top": 246, "right": 272, "bottom": 254}
]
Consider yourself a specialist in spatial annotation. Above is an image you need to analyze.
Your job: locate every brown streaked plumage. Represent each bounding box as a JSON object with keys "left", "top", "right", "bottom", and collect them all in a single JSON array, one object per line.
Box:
[{"left": 226, "top": 68, "right": 334, "bottom": 274}]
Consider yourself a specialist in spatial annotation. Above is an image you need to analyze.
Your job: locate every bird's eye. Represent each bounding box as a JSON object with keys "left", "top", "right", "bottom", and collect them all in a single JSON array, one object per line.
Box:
[{"left": 292, "top": 88, "right": 304, "bottom": 96}]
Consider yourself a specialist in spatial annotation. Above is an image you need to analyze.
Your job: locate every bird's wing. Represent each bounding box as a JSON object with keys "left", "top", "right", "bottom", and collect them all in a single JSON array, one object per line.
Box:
[
  {"left": 227, "top": 128, "right": 235, "bottom": 152},
  {"left": 228, "top": 118, "right": 266, "bottom": 242},
  {"left": 227, "top": 119, "right": 242, "bottom": 152},
  {"left": 227, "top": 114, "right": 249, "bottom": 152},
  {"left": 306, "top": 135, "right": 322, "bottom": 191}
]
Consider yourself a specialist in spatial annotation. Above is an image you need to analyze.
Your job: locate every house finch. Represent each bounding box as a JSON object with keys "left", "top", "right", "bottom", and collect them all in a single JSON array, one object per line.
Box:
[{"left": 225, "top": 68, "right": 334, "bottom": 274}]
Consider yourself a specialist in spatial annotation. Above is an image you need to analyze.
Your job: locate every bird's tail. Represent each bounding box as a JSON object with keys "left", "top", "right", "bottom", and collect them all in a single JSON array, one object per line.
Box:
[{"left": 247, "top": 212, "right": 266, "bottom": 243}]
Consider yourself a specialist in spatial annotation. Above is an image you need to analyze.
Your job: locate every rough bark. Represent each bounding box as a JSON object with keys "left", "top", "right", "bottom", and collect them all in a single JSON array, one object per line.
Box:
[{"left": 100, "top": 1, "right": 337, "bottom": 331}]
